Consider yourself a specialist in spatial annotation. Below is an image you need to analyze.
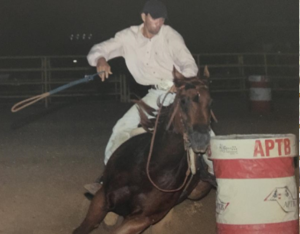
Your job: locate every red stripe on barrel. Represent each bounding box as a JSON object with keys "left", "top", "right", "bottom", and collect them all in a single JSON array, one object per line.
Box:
[
  {"left": 248, "top": 75, "right": 271, "bottom": 112},
  {"left": 217, "top": 220, "right": 298, "bottom": 234},
  {"left": 250, "top": 81, "right": 270, "bottom": 88},
  {"left": 213, "top": 157, "right": 294, "bottom": 179}
]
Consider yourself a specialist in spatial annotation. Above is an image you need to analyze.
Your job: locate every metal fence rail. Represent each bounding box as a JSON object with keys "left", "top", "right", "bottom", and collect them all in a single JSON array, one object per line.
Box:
[
  {"left": 0, "top": 56, "right": 130, "bottom": 107},
  {"left": 193, "top": 53, "right": 298, "bottom": 93},
  {"left": 0, "top": 53, "right": 297, "bottom": 108}
]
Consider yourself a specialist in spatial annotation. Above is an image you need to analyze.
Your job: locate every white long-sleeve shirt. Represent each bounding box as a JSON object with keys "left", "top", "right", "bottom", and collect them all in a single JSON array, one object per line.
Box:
[{"left": 87, "top": 24, "right": 198, "bottom": 87}]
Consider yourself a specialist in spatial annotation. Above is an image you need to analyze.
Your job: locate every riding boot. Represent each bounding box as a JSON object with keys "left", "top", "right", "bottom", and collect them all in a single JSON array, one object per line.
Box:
[
  {"left": 84, "top": 176, "right": 103, "bottom": 195},
  {"left": 188, "top": 180, "right": 212, "bottom": 200}
]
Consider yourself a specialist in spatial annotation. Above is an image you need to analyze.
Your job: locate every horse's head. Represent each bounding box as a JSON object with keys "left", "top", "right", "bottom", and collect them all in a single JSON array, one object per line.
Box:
[{"left": 172, "top": 67, "right": 212, "bottom": 154}]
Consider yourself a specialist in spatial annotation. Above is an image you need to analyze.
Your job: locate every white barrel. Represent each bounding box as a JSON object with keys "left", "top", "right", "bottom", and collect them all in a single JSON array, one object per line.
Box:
[
  {"left": 248, "top": 75, "right": 271, "bottom": 112},
  {"left": 209, "top": 134, "right": 298, "bottom": 234}
]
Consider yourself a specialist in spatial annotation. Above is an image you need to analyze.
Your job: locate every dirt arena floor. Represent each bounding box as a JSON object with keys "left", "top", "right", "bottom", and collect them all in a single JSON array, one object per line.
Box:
[{"left": 0, "top": 93, "right": 298, "bottom": 234}]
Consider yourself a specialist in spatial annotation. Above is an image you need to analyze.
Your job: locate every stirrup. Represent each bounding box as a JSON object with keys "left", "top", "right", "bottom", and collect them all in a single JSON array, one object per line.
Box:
[{"left": 84, "top": 183, "right": 102, "bottom": 195}]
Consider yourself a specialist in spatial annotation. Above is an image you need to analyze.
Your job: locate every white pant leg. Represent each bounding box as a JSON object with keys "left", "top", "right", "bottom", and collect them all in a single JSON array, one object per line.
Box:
[{"left": 104, "top": 89, "right": 175, "bottom": 164}]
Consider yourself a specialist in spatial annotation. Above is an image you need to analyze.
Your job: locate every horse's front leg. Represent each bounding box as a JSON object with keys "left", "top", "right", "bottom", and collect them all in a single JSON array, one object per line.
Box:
[
  {"left": 188, "top": 180, "right": 212, "bottom": 200},
  {"left": 110, "top": 216, "right": 152, "bottom": 234},
  {"left": 73, "top": 188, "right": 108, "bottom": 234}
]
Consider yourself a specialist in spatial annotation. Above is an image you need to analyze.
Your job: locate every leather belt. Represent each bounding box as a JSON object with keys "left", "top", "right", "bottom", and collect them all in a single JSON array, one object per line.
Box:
[{"left": 150, "top": 85, "right": 171, "bottom": 91}]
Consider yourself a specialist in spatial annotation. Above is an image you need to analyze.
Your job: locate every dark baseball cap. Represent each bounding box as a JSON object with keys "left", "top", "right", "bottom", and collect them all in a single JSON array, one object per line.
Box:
[{"left": 142, "top": 0, "right": 168, "bottom": 19}]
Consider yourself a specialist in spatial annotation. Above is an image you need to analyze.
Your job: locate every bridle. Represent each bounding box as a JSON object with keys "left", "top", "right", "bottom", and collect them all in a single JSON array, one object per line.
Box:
[{"left": 146, "top": 82, "right": 216, "bottom": 193}]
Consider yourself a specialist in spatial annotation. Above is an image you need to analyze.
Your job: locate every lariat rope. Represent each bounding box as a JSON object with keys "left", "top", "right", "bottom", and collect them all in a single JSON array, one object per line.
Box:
[{"left": 11, "top": 71, "right": 105, "bottom": 113}]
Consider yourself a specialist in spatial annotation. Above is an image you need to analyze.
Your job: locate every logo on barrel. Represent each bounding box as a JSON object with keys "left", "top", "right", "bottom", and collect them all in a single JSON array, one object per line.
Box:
[
  {"left": 216, "top": 197, "right": 230, "bottom": 214},
  {"left": 253, "top": 138, "right": 291, "bottom": 157},
  {"left": 218, "top": 144, "right": 238, "bottom": 155},
  {"left": 264, "top": 186, "right": 297, "bottom": 212}
]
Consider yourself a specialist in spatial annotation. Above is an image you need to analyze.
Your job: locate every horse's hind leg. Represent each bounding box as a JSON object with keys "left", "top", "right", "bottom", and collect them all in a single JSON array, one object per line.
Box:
[
  {"left": 73, "top": 188, "right": 108, "bottom": 234},
  {"left": 110, "top": 216, "right": 152, "bottom": 234}
]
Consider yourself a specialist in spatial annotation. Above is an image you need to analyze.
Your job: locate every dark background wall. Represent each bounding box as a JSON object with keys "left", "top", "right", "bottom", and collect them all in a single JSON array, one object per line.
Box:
[{"left": 0, "top": 0, "right": 298, "bottom": 56}]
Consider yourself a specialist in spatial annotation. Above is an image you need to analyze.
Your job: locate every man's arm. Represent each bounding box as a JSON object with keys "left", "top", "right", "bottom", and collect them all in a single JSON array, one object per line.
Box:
[
  {"left": 167, "top": 30, "right": 198, "bottom": 77},
  {"left": 87, "top": 30, "right": 125, "bottom": 80}
]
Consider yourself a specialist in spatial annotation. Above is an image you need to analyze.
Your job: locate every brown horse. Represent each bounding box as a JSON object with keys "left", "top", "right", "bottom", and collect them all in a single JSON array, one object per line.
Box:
[{"left": 73, "top": 68, "right": 215, "bottom": 234}]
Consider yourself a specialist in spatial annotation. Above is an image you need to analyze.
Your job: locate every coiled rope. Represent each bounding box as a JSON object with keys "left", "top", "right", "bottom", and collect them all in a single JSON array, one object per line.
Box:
[{"left": 11, "top": 71, "right": 104, "bottom": 113}]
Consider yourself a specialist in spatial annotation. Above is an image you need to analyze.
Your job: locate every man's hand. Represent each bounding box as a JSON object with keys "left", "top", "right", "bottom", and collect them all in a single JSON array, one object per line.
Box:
[
  {"left": 169, "top": 85, "right": 177, "bottom": 93},
  {"left": 96, "top": 57, "right": 113, "bottom": 82}
]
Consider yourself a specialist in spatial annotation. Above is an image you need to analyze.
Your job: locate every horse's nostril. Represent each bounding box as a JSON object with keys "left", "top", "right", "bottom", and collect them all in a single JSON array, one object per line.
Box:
[
  {"left": 194, "top": 149, "right": 207, "bottom": 154},
  {"left": 189, "top": 131, "right": 210, "bottom": 153}
]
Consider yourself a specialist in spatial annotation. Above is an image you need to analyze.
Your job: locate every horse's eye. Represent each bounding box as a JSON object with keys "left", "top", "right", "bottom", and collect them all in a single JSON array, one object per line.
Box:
[{"left": 193, "top": 94, "right": 199, "bottom": 103}]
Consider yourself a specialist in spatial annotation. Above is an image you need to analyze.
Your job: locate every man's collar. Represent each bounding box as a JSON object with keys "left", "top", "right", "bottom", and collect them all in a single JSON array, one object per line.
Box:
[{"left": 138, "top": 23, "right": 164, "bottom": 42}]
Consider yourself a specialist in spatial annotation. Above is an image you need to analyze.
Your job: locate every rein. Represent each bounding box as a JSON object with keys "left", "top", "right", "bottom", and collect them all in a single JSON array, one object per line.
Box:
[
  {"left": 146, "top": 83, "right": 218, "bottom": 193},
  {"left": 146, "top": 91, "right": 191, "bottom": 193}
]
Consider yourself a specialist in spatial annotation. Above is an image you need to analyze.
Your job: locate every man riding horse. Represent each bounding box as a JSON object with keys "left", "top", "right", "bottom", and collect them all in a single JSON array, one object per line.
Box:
[
  {"left": 85, "top": 0, "right": 215, "bottom": 193},
  {"left": 74, "top": 66, "right": 215, "bottom": 234}
]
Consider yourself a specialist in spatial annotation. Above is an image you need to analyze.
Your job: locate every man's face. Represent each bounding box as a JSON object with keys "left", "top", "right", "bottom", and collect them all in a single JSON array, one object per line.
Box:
[{"left": 142, "top": 13, "right": 165, "bottom": 37}]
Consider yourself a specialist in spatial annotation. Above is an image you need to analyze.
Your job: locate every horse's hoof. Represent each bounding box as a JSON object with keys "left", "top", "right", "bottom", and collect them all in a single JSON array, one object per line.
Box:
[{"left": 84, "top": 183, "right": 102, "bottom": 195}]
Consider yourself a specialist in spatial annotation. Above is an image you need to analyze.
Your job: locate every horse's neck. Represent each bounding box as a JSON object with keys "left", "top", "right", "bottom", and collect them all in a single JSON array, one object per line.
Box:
[
  {"left": 149, "top": 109, "right": 187, "bottom": 170},
  {"left": 155, "top": 105, "right": 186, "bottom": 153},
  {"left": 152, "top": 128, "right": 185, "bottom": 161}
]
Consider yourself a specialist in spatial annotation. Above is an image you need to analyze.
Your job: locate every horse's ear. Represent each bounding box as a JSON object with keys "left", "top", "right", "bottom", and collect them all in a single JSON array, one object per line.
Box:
[
  {"left": 203, "top": 65, "right": 210, "bottom": 78},
  {"left": 173, "top": 66, "right": 185, "bottom": 88},
  {"left": 201, "top": 65, "right": 210, "bottom": 85}
]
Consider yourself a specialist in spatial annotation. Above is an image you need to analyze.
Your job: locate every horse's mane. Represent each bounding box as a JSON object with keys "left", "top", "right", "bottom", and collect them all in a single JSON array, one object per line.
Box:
[{"left": 134, "top": 75, "right": 209, "bottom": 134}]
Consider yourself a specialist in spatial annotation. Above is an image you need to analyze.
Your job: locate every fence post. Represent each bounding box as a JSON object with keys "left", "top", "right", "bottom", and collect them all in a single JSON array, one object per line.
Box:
[
  {"left": 119, "top": 74, "right": 124, "bottom": 102},
  {"left": 196, "top": 54, "right": 200, "bottom": 67},
  {"left": 238, "top": 55, "right": 245, "bottom": 76},
  {"left": 45, "top": 57, "right": 51, "bottom": 108},
  {"left": 123, "top": 74, "right": 130, "bottom": 103},
  {"left": 119, "top": 74, "right": 130, "bottom": 103},
  {"left": 41, "top": 57, "right": 48, "bottom": 108},
  {"left": 41, "top": 57, "right": 45, "bottom": 94},
  {"left": 124, "top": 74, "right": 130, "bottom": 102},
  {"left": 238, "top": 55, "right": 246, "bottom": 96},
  {"left": 263, "top": 53, "right": 268, "bottom": 76}
]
